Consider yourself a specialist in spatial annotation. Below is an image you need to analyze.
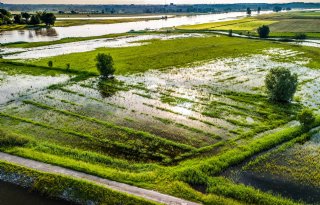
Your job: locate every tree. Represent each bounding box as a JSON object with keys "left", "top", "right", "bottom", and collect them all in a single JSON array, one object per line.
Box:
[
  {"left": 294, "top": 33, "right": 307, "bottom": 40},
  {"left": 29, "top": 15, "right": 41, "bottom": 25},
  {"left": 257, "top": 25, "right": 270, "bottom": 38},
  {"left": 297, "top": 109, "right": 315, "bottom": 129},
  {"left": 48, "top": 61, "right": 53, "bottom": 67},
  {"left": 14, "top": 14, "right": 22, "bottom": 24},
  {"left": 246, "top": 8, "right": 252, "bottom": 15},
  {"left": 273, "top": 6, "right": 282, "bottom": 12},
  {"left": 21, "top": 12, "right": 31, "bottom": 22},
  {"left": 41, "top": 12, "right": 56, "bottom": 26},
  {"left": 265, "top": 67, "right": 298, "bottom": 103},
  {"left": 0, "top": 9, "right": 11, "bottom": 17},
  {"left": 0, "top": 9, "right": 12, "bottom": 25},
  {"left": 95, "top": 53, "right": 115, "bottom": 78}
]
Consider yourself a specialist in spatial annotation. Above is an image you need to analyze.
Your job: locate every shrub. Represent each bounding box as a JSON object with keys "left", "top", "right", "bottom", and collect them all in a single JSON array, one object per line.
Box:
[
  {"left": 297, "top": 109, "right": 315, "bottom": 129},
  {"left": 265, "top": 67, "right": 298, "bottom": 103},
  {"left": 257, "top": 25, "right": 270, "bottom": 38},
  {"left": 294, "top": 33, "right": 307, "bottom": 40},
  {"left": 228, "top": 29, "right": 233, "bottom": 37},
  {"left": 95, "top": 53, "right": 115, "bottom": 78},
  {"left": 66, "top": 63, "right": 71, "bottom": 71},
  {"left": 48, "top": 61, "right": 53, "bottom": 67}
]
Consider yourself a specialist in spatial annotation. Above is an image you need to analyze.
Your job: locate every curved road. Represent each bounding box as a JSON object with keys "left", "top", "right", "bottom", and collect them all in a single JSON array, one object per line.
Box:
[{"left": 0, "top": 152, "right": 200, "bottom": 205}]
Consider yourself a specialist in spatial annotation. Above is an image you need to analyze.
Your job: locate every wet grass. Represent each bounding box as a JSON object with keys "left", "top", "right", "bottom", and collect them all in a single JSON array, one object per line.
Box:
[{"left": 29, "top": 35, "right": 280, "bottom": 75}]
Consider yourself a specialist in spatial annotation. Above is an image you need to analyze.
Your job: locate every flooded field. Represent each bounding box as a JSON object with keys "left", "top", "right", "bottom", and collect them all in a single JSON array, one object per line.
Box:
[
  {"left": 1, "top": 49, "right": 317, "bottom": 162},
  {"left": 224, "top": 129, "right": 320, "bottom": 204},
  {"left": 0, "top": 71, "right": 70, "bottom": 105}
]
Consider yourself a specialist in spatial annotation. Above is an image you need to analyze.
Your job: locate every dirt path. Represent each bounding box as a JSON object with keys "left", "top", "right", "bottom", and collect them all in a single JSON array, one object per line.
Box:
[{"left": 0, "top": 152, "right": 200, "bottom": 205}]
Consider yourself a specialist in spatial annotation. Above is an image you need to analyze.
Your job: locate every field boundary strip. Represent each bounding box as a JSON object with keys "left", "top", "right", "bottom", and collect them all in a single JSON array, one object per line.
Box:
[{"left": 0, "top": 152, "right": 200, "bottom": 205}]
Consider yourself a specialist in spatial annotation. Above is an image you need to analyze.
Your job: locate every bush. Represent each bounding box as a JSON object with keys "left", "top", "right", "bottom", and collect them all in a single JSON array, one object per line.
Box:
[
  {"left": 257, "top": 25, "right": 270, "bottom": 38},
  {"left": 66, "top": 63, "right": 71, "bottom": 71},
  {"left": 297, "top": 109, "right": 315, "bottom": 129},
  {"left": 95, "top": 53, "right": 115, "bottom": 78},
  {"left": 48, "top": 61, "right": 53, "bottom": 67},
  {"left": 294, "top": 33, "right": 307, "bottom": 40},
  {"left": 265, "top": 67, "right": 298, "bottom": 103}
]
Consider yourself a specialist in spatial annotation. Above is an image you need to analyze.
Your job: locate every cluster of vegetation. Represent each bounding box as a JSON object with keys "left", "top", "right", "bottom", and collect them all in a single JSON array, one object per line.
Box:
[
  {"left": 265, "top": 67, "right": 298, "bottom": 102},
  {"left": 0, "top": 9, "right": 56, "bottom": 26}
]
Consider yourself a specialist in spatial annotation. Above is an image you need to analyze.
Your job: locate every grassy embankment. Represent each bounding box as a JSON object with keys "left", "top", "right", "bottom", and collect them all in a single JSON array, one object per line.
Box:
[
  {"left": 178, "top": 11, "right": 320, "bottom": 39},
  {"left": 0, "top": 160, "right": 160, "bottom": 205},
  {"left": 54, "top": 17, "right": 162, "bottom": 27}
]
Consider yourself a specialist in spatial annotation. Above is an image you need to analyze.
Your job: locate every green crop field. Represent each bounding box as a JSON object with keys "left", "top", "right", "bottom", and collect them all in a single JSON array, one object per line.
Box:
[{"left": 178, "top": 11, "right": 320, "bottom": 39}]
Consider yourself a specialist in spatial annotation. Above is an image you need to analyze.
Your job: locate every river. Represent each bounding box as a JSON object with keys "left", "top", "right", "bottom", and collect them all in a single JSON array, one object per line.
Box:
[{"left": 0, "top": 11, "right": 271, "bottom": 44}]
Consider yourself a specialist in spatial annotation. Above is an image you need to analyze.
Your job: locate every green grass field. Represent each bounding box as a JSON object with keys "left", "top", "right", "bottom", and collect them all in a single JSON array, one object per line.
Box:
[{"left": 178, "top": 11, "right": 320, "bottom": 39}]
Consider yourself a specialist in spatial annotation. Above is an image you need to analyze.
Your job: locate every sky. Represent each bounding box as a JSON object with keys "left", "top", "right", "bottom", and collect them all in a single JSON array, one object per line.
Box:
[{"left": 2, "top": 0, "right": 320, "bottom": 4}]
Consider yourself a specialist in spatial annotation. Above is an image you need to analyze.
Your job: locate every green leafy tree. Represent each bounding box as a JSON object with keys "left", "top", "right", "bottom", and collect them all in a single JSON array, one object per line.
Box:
[
  {"left": 297, "top": 109, "right": 315, "bottom": 129},
  {"left": 48, "top": 61, "right": 53, "bottom": 68},
  {"left": 246, "top": 8, "right": 252, "bottom": 15},
  {"left": 265, "top": 67, "right": 298, "bottom": 103},
  {"left": 273, "top": 6, "right": 282, "bottom": 12},
  {"left": 21, "top": 12, "right": 31, "bottom": 22},
  {"left": 257, "top": 25, "right": 270, "bottom": 38},
  {"left": 96, "top": 53, "right": 115, "bottom": 78},
  {"left": 228, "top": 29, "right": 233, "bottom": 37},
  {"left": 14, "top": 14, "right": 22, "bottom": 24},
  {"left": 29, "top": 15, "right": 41, "bottom": 25},
  {"left": 41, "top": 12, "right": 56, "bottom": 26},
  {"left": 294, "top": 33, "right": 307, "bottom": 40},
  {"left": 0, "top": 9, "right": 12, "bottom": 17}
]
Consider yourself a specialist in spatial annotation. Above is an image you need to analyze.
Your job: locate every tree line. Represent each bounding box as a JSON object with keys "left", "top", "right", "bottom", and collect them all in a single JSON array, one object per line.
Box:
[{"left": 0, "top": 9, "right": 56, "bottom": 26}]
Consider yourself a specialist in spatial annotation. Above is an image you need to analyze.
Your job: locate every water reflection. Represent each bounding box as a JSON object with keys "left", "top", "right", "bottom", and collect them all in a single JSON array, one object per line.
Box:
[{"left": 97, "top": 78, "right": 121, "bottom": 98}]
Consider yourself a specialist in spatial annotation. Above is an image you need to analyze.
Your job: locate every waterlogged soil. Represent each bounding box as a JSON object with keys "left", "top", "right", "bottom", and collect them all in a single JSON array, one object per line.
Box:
[
  {"left": 0, "top": 181, "right": 72, "bottom": 205},
  {"left": 224, "top": 131, "right": 320, "bottom": 204},
  {"left": 1, "top": 33, "right": 205, "bottom": 60},
  {"left": 0, "top": 71, "right": 70, "bottom": 105}
]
